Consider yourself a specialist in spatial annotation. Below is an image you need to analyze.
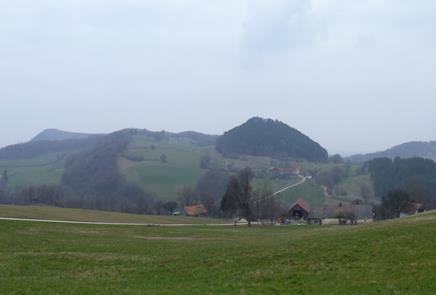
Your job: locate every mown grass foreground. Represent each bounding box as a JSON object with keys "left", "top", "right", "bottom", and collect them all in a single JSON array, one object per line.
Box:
[{"left": 1, "top": 212, "right": 436, "bottom": 294}]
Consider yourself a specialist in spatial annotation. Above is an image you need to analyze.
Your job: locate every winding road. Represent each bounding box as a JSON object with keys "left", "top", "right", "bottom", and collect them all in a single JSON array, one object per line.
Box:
[{"left": 270, "top": 175, "right": 306, "bottom": 198}]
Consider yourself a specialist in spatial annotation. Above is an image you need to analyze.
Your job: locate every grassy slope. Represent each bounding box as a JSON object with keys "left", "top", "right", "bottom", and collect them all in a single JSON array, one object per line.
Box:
[
  {"left": 122, "top": 137, "right": 210, "bottom": 200},
  {"left": 0, "top": 205, "right": 225, "bottom": 224},
  {"left": 121, "top": 137, "right": 305, "bottom": 202},
  {"left": 1, "top": 212, "right": 436, "bottom": 294},
  {"left": 276, "top": 180, "right": 326, "bottom": 207},
  {"left": 121, "top": 136, "right": 333, "bottom": 204},
  {"left": 0, "top": 153, "right": 64, "bottom": 189}
]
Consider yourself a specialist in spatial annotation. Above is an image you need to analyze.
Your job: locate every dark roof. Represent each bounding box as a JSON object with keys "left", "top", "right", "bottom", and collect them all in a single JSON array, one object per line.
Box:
[
  {"left": 289, "top": 198, "right": 311, "bottom": 213},
  {"left": 307, "top": 207, "right": 324, "bottom": 219},
  {"left": 309, "top": 204, "right": 373, "bottom": 219},
  {"left": 184, "top": 204, "right": 208, "bottom": 216}
]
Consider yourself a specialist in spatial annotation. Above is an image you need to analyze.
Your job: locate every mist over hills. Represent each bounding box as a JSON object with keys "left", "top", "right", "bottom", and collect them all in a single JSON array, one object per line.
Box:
[
  {"left": 348, "top": 141, "right": 436, "bottom": 162},
  {"left": 2, "top": 118, "right": 327, "bottom": 161},
  {"left": 2, "top": 117, "right": 436, "bottom": 215},
  {"left": 31, "top": 129, "right": 97, "bottom": 142},
  {"left": 0, "top": 118, "right": 328, "bottom": 200}
]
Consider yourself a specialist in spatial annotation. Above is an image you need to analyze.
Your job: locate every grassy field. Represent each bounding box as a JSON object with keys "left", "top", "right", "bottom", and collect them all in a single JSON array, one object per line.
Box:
[
  {"left": 0, "top": 153, "right": 64, "bottom": 189},
  {"left": 0, "top": 205, "right": 226, "bottom": 224},
  {"left": 122, "top": 137, "right": 211, "bottom": 200},
  {"left": 1, "top": 209, "right": 435, "bottom": 294},
  {"left": 276, "top": 180, "right": 326, "bottom": 207}
]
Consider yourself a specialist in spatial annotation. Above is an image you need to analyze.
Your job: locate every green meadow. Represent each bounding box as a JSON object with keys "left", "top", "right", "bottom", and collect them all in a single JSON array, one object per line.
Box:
[
  {"left": 0, "top": 205, "right": 226, "bottom": 224},
  {"left": 0, "top": 153, "right": 64, "bottom": 189},
  {"left": 1, "top": 207, "right": 435, "bottom": 294},
  {"left": 122, "top": 137, "right": 211, "bottom": 200}
]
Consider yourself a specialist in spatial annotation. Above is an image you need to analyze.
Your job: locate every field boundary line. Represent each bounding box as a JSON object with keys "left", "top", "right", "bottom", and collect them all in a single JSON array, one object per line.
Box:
[{"left": 0, "top": 217, "right": 233, "bottom": 227}]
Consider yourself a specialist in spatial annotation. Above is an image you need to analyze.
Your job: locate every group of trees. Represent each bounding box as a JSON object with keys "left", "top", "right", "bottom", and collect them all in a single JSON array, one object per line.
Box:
[
  {"left": 314, "top": 166, "right": 350, "bottom": 192},
  {"left": 375, "top": 189, "right": 416, "bottom": 219},
  {"left": 4, "top": 184, "right": 63, "bottom": 206},
  {"left": 221, "top": 167, "right": 281, "bottom": 226},
  {"left": 174, "top": 169, "right": 231, "bottom": 217},
  {"left": 368, "top": 157, "right": 436, "bottom": 206},
  {"left": 365, "top": 157, "right": 436, "bottom": 219},
  {"left": 173, "top": 167, "right": 282, "bottom": 223}
]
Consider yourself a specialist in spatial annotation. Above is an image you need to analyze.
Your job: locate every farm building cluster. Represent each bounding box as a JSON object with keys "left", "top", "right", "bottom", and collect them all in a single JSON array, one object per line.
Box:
[{"left": 287, "top": 198, "right": 374, "bottom": 225}]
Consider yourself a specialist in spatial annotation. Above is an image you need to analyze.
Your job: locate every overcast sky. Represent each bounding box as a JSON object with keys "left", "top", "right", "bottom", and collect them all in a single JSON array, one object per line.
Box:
[{"left": 1, "top": 0, "right": 435, "bottom": 154}]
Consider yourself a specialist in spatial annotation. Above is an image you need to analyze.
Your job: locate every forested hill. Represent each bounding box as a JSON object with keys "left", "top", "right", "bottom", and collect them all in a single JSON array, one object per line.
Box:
[
  {"left": 216, "top": 117, "right": 328, "bottom": 162},
  {"left": 348, "top": 141, "right": 436, "bottom": 162}
]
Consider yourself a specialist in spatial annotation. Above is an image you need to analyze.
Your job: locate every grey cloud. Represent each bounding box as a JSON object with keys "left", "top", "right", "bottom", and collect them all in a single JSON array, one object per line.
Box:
[{"left": 0, "top": 0, "right": 435, "bottom": 153}]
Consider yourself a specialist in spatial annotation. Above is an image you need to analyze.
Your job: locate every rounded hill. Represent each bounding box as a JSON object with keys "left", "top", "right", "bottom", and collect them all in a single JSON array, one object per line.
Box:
[{"left": 216, "top": 117, "right": 328, "bottom": 162}]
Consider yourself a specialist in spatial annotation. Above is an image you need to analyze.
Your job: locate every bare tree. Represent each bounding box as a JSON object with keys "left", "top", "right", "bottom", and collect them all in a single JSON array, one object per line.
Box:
[
  {"left": 255, "top": 181, "right": 280, "bottom": 225},
  {"left": 221, "top": 167, "right": 255, "bottom": 226}
]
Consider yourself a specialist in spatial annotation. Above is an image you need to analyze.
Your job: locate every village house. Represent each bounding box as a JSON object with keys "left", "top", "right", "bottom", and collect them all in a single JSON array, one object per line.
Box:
[
  {"left": 288, "top": 198, "right": 374, "bottom": 225},
  {"left": 184, "top": 204, "right": 208, "bottom": 217}
]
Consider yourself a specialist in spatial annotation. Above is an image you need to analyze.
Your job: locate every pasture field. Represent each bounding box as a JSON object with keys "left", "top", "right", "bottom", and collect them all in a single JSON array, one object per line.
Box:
[
  {"left": 276, "top": 180, "right": 326, "bottom": 207},
  {"left": 0, "top": 205, "right": 227, "bottom": 225},
  {"left": 122, "top": 137, "right": 211, "bottom": 200},
  {"left": 0, "top": 153, "right": 64, "bottom": 189},
  {"left": 1, "top": 209, "right": 435, "bottom": 294}
]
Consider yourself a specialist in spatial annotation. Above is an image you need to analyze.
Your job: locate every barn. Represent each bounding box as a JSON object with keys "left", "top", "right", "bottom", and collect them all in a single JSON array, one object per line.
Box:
[{"left": 288, "top": 199, "right": 311, "bottom": 221}]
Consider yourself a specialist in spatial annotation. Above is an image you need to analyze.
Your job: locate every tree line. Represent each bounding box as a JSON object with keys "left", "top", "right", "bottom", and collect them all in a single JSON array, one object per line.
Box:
[
  {"left": 368, "top": 157, "right": 436, "bottom": 204},
  {"left": 368, "top": 157, "right": 436, "bottom": 219}
]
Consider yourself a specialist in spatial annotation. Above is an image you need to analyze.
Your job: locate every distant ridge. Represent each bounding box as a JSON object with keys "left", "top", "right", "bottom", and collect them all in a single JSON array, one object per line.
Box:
[
  {"left": 31, "top": 129, "right": 96, "bottom": 142},
  {"left": 348, "top": 141, "right": 436, "bottom": 162}
]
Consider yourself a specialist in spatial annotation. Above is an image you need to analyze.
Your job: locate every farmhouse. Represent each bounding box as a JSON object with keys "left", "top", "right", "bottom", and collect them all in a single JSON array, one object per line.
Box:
[
  {"left": 184, "top": 204, "right": 208, "bottom": 217},
  {"left": 288, "top": 198, "right": 373, "bottom": 225},
  {"left": 321, "top": 203, "right": 374, "bottom": 225}
]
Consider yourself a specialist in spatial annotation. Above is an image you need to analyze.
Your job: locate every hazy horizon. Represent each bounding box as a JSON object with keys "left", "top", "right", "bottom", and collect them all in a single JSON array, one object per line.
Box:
[{"left": 1, "top": 0, "right": 435, "bottom": 154}]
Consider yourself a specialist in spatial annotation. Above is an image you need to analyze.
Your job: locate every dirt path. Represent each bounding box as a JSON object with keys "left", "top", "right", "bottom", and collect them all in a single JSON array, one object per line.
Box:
[{"left": 269, "top": 175, "right": 306, "bottom": 200}]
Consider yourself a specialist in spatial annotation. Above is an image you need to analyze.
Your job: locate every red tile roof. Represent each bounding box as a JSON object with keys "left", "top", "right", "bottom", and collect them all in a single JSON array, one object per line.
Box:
[
  {"left": 289, "top": 198, "right": 311, "bottom": 213},
  {"left": 184, "top": 204, "right": 208, "bottom": 216}
]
